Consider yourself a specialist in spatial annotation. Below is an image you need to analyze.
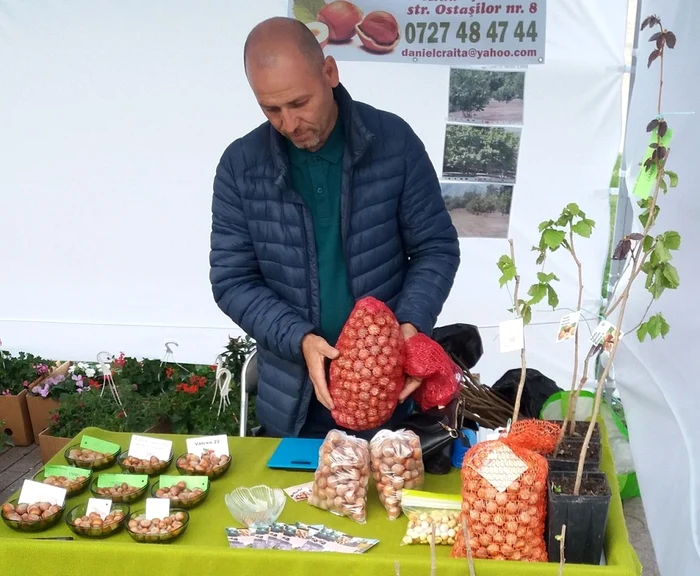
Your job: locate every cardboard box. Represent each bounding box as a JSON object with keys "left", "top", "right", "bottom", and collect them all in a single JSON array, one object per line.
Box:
[
  {"left": 38, "top": 426, "right": 72, "bottom": 464},
  {"left": 0, "top": 389, "right": 34, "bottom": 446},
  {"left": 26, "top": 361, "right": 71, "bottom": 440}
]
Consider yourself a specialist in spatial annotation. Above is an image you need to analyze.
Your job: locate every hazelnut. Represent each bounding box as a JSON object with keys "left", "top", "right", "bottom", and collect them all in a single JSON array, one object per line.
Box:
[
  {"left": 317, "top": 1, "right": 363, "bottom": 43},
  {"left": 356, "top": 11, "right": 401, "bottom": 54}
]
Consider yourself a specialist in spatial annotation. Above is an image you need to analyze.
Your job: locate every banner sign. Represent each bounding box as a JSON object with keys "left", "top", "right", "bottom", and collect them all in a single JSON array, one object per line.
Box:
[{"left": 289, "top": 0, "right": 546, "bottom": 66}]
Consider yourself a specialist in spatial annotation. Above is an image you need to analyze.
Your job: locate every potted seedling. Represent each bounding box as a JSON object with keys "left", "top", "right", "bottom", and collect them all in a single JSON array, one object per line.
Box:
[{"left": 548, "top": 14, "right": 680, "bottom": 564}]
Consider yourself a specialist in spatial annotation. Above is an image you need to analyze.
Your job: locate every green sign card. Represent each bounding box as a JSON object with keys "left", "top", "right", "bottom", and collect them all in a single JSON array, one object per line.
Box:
[
  {"left": 80, "top": 435, "right": 120, "bottom": 454},
  {"left": 633, "top": 127, "right": 674, "bottom": 199},
  {"left": 159, "top": 475, "right": 208, "bottom": 491},
  {"left": 96, "top": 474, "right": 148, "bottom": 489},
  {"left": 44, "top": 465, "right": 90, "bottom": 480}
]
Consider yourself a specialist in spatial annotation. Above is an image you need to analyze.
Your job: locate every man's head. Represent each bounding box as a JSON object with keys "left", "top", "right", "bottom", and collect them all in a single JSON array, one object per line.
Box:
[{"left": 244, "top": 17, "right": 340, "bottom": 151}]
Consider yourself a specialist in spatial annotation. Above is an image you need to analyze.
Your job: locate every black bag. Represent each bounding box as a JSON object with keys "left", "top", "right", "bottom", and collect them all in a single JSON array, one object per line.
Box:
[{"left": 491, "top": 368, "right": 562, "bottom": 419}]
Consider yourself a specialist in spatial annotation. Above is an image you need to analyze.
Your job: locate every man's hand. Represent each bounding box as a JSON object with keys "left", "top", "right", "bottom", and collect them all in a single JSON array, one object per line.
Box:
[
  {"left": 302, "top": 334, "right": 339, "bottom": 411},
  {"left": 399, "top": 323, "right": 422, "bottom": 403}
]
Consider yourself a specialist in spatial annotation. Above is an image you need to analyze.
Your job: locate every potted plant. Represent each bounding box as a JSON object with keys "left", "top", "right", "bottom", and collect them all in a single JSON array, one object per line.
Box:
[
  {"left": 0, "top": 349, "right": 52, "bottom": 446},
  {"left": 25, "top": 360, "right": 74, "bottom": 441},
  {"left": 548, "top": 14, "right": 679, "bottom": 564}
]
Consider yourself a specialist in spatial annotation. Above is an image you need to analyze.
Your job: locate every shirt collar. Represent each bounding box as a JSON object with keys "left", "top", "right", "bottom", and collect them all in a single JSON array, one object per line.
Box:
[{"left": 287, "top": 116, "right": 344, "bottom": 166}]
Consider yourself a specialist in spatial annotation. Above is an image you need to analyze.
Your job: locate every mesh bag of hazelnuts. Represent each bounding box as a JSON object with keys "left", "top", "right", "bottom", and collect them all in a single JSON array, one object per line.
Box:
[
  {"left": 369, "top": 429, "right": 424, "bottom": 520},
  {"left": 307, "top": 430, "right": 370, "bottom": 524}
]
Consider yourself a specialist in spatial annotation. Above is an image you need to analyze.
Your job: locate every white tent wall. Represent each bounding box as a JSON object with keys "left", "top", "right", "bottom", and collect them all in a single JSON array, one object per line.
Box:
[
  {"left": 1, "top": 0, "right": 627, "bottom": 393},
  {"left": 612, "top": 1, "right": 700, "bottom": 574}
]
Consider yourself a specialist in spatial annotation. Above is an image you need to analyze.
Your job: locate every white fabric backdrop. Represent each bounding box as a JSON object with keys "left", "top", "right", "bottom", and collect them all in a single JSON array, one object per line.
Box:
[
  {"left": 0, "top": 1, "right": 627, "bottom": 394},
  {"left": 613, "top": 1, "right": 700, "bottom": 574}
]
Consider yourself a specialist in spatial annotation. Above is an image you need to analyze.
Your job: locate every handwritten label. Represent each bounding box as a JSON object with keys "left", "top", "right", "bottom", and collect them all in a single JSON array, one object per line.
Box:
[
  {"left": 159, "top": 475, "right": 208, "bottom": 491},
  {"left": 186, "top": 434, "right": 229, "bottom": 457},
  {"left": 128, "top": 435, "right": 172, "bottom": 461},
  {"left": 145, "top": 497, "right": 170, "bottom": 520},
  {"left": 44, "top": 465, "right": 91, "bottom": 480},
  {"left": 18, "top": 479, "right": 67, "bottom": 507},
  {"left": 85, "top": 498, "right": 112, "bottom": 519},
  {"left": 96, "top": 474, "right": 148, "bottom": 489},
  {"left": 499, "top": 318, "right": 524, "bottom": 353},
  {"left": 80, "top": 436, "right": 120, "bottom": 455},
  {"left": 557, "top": 311, "right": 580, "bottom": 342}
]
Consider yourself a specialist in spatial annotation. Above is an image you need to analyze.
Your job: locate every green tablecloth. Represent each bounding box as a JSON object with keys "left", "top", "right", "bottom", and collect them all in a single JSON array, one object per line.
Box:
[{"left": 0, "top": 426, "right": 642, "bottom": 576}]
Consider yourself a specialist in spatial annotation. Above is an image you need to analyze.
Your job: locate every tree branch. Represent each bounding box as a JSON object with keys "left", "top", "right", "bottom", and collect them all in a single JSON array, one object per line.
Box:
[{"left": 508, "top": 239, "right": 527, "bottom": 425}]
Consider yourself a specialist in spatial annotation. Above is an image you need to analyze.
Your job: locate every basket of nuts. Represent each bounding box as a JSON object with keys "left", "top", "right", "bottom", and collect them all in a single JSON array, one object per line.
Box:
[
  {"left": 89, "top": 474, "right": 149, "bottom": 503},
  {"left": 64, "top": 444, "right": 120, "bottom": 471},
  {"left": 33, "top": 465, "right": 92, "bottom": 498},
  {"left": 66, "top": 502, "right": 129, "bottom": 539},
  {"left": 118, "top": 451, "right": 173, "bottom": 476},
  {"left": 126, "top": 509, "right": 189, "bottom": 543},
  {"left": 151, "top": 477, "right": 209, "bottom": 510},
  {"left": 1, "top": 500, "right": 65, "bottom": 532},
  {"left": 175, "top": 448, "right": 231, "bottom": 480}
]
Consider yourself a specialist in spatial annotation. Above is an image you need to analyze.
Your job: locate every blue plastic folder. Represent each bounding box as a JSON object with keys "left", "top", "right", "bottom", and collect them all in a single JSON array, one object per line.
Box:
[{"left": 266, "top": 438, "right": 324, "bottom": 471}]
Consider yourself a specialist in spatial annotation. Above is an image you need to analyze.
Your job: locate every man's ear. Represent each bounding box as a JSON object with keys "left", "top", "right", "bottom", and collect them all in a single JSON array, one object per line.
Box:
[{"left": 322, "top": 56, "right": 340, "bottom": 88}]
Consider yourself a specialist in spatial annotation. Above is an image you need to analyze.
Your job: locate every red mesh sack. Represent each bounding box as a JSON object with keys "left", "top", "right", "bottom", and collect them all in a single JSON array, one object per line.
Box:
[
  {"left": 404, "top": 332, "right": 461, "bottom": 410},
  {"left": 330, "top": 297, "right": 405, "bottom": 431},
  {"left": 451, "top": 419, "right": 561, "bottom": 563}
]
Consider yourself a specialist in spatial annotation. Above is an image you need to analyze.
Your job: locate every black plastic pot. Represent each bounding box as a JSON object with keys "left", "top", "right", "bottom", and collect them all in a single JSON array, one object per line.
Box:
[
  {"left": 547, "top": 436, "right": 601, "bottom": 472},
  {"left": 547, "top": 471, "right": 611, "bottom": 565}
]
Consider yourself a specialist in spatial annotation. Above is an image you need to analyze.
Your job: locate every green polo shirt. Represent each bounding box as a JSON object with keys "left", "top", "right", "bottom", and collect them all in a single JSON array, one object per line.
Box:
[{"left": 286, "top": 118, "right": 355, "bottom": 346}]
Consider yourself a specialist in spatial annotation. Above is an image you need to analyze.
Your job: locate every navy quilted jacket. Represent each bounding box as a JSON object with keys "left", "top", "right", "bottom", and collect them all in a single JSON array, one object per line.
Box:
[{"left": 210, "top": 83, "right": 460, "bottom": 437}]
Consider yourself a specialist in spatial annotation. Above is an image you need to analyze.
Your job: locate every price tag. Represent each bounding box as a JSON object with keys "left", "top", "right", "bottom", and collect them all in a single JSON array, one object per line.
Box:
[
  {"left": 80, "top": 436, "right": 120, "bottom": 454},
  {"left": 43, "top": 465, "right": 91, "bottom": 480},
  {"left": 128, "top": 435, "right": 172, "bottom": 461},
  {"left": 556, "top": 311, "right": 580, "bottom": 342},
  {"left": 499, "top": 318, "right": 524, "bottom": 353},
  {"left": 18, "top": 480, "right": 67, "bottom": 507},
  {"left": 96, "top": 474, "right": 149, "bottom": 489},
  {"left": 159, "top": 475, "right": 209, "bottom": 491},
  {"left": 186, "top": 434, "right": 229, "bottom": 457},
  {"left": 145, "top": 497, "right": 170, "bottom": 520},
  {"left": 85, "top": 498, "right": 112, "bottom": 519}
]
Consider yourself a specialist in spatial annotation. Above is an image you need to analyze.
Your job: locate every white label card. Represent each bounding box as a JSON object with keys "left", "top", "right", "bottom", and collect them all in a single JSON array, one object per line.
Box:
[
  {"left": 589, "top": 320, "right": 624, "bottom": 352},
  {"left": 145, "top": 497, "right": 170, "bottom": 520},
  {"left": 128, "top": 435, "right": 172, "bottom": 461},
  {"left": 18, "top": 479, "right": 67, "bottom": 507},
  {"left": 469, "top": 442, "right": 528, "bottom": 492},
  {"left": 85, "top": 498, "right": 112, "bottom": 519},
  {"left": 186, "top": 434, "right": 229, "bottom": 457},
  {"left": 499, "top": 318, "right": 524, "bottom": 353},
  {"left": 557, "top": 311, "right": 581, "bottom": 342}
]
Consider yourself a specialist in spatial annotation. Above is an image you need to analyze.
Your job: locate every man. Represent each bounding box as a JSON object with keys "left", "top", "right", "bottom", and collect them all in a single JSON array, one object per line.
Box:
[{"left": 209, "top": 17, "right": 460, "bottom": 438}]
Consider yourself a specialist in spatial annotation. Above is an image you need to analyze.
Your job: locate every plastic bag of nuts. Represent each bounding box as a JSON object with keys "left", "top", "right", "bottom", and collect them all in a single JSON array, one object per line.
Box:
[
  {"left": 307, "top": 430, "right": 370, "bottom": 524},
  {"left": 400, "top": 490, "right": 461, "bottom": 546},
  {"left": 370, "top": 429, "right": 424, "bottom": 520}
]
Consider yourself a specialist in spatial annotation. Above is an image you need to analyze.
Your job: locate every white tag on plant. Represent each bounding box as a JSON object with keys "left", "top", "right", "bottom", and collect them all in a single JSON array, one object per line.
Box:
[
  {"left": 557, "top": 311, "right": 581, "bottom": 342},
  {"left": 18, "top": 480, "right": 67, "bottom": 507},
  {"left": 145, "top": 497, "right": 170, "bottom": 520},
  {"left": 186, "top": 434, "right": 229, "bottom": 457},
  {"left": 85, "top": 498, "right": 112, "bottom": 519},
  {"left": 499, "top": 318, "right": 524, "bottom": 353},
  {"left": 589, "top": 320, "right": 624, "bottom": 352},
  {"left": 128, "top": 435, "right": 172, "bottom": 461}
]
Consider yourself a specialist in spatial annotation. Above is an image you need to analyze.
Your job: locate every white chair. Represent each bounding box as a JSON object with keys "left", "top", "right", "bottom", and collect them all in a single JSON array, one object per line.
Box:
[{"left": 239, "top": 348, "right": 258, "bottom": 437}]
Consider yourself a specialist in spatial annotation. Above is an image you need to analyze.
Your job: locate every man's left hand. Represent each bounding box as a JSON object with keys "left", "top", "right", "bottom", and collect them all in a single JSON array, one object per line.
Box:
[{"left": 399, "top": 323, "right": 422, "bottom": 403}]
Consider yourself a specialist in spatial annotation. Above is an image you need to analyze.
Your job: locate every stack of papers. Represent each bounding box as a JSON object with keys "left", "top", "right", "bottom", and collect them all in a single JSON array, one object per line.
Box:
[{"left": 225, "top": 522, "right": 379, "bottom": 553}]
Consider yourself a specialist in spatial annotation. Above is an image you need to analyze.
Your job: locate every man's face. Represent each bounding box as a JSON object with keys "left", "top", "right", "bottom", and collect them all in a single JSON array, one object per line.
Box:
[{"left": 247, "top": 52, "right": 339, "bottom": 151}]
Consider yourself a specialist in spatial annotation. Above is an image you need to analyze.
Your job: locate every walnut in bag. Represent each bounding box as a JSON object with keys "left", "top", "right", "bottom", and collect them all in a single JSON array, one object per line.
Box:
[
  {"left": 370, "top": 429, "right": 424, "bottom": 520},
  {"left": 308, "top": 430, "right": 370, "bottom": 524}
]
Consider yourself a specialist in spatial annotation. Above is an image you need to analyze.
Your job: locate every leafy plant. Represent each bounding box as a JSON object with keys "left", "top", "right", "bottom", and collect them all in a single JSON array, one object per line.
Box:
[
  {"left": 444, "top": 125, "right": 520, "bottom": 181},
  {"left": 442, "top": 183, "right": 513, "bottom": 216},
  {"left": 112, "top": 356, "right": 176, "bottom": 396},
  {"left": 449, "top": 70, "right": 524, "bottom": 117},
  {"left": 0, "top": 351, "right": 52, "bottom": 396}
]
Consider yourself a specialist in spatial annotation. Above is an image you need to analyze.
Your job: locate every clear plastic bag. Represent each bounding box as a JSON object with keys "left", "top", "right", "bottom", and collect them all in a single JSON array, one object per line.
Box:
[
  {"left": 370, "top": 429, "right": 425, "bottom": 520},
  {"left": 400, "top": 490, "right": 462, "bottom": 545},
  {"left": 307, "top": 430, "right": 370, "bottom": 524}
]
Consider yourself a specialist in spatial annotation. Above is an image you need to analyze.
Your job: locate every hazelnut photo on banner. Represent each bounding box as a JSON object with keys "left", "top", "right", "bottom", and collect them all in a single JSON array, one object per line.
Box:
[
  {"left": 440, "top": 181, "right": 513, "bottom": 239},
  {"left": 448, "top": 69, "right": 525, "bottom": 125}
]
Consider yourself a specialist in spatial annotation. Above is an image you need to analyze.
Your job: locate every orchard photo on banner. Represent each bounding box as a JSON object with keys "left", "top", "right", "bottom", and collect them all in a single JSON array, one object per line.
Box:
[
  {"left": 448, "top": 69, "right": 525, "bottom": 125},
  {"left": 440, "top": 181, "right": 513, "bottom": 239},
  {"left": 442, "top": 125, "right": 521, "bottom": 183}
]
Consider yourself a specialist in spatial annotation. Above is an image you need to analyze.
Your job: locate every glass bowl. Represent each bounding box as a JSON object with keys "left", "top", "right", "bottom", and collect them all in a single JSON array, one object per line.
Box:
[
  {"left": 1, "top": 499, "right": 65, "bottom": 532},
  {"left": 225, "top": 485, "right": 285, "bottom": 528},
  {"left": 33, "top": 468, "right": 92, "bottom": 498},
  {"left": 64, "top": 443, "right": 120, "bottom": 471},
  {"left": 175, "top": 452, "right": 232, "bottom": 480},
  {"left": 66, "top": 502, "right": 130, "bottom": 539},
  {"left": 117, "top": 451, "right": 173, "bottom": 476},
  {"left": 150, "top": 480, "right": 209, "bottom": 509},
  {"left": 125, "top": 508, "right": 189, "bottom": 543},
  {"left": 89, "top": 475, "right": 149, "bottom": 503}
]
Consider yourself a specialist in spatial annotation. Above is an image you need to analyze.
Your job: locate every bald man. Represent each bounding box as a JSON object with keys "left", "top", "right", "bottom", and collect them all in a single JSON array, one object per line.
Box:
[{"left": 210, "top": 17, "right": 460, "bottom": 439}]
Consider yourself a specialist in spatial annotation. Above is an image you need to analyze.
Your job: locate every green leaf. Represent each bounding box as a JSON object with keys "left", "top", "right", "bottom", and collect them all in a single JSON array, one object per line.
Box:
[
  {"left": 662, "top": 263, "right": 680, "bottom": 288},
  {"left": 566, "top": 203, "right": 581, "bottom": 215},
  {"left": 292, "top": 0, "right": 325, "bottom": 23},
  {"left": 666, "top": 170, "right": 679, "bottom": 187},
  {"left": 571, "top": 221, "right": 593, "bottom": 238},
  {"left": 538, "top": 220, "right": 553, "bottom": 233},
  {"left": 647, "top": 315, "right": 660, "bottom": 338},
  {"left": 653, "top": 240, "right": 672, "bottom": 263},
  {"left": 543, "top": 229, "right": 566, "bottom": 250},
  {"left": 659, "top": 315, "right": 671, "bottom": 337},
  {"left": 643, "top": 235, "right": 654, "bottom": 252},
  {"left": 527, "top": 283, "right": 548, "bottom": 305},
  {"left": 497, "top": 255, "right": 516, "bottom": 287},
  {"left": 637, "top": 322, "right": 649, "bottom": 342},
  {"left": 537, "top": 272, "right": 558, "bottom": 283},
  {"left": 521, "top": 303, "right": 532, "bottom": 325},
  {"left": 535, "top": 252, "right": 546, "bottom": 266},
  {"left": 659, "top": 178, "right": 668, "bottom": 194},
  {"left": 556, "top": 215, "right": 569, "bottom": 227},
  {"left": 547, "top": 285, "right": 559, "bottom": 309},
  {"left": 662, "top": 231, "right": 681, "bottom": 250}
]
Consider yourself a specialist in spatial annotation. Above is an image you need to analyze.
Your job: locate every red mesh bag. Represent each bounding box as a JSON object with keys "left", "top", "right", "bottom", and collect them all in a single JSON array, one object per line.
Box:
[
  {"left": 451, "top": 419, "right": 561, "bottom": 563},
  {"left": 404, "top": 333, "right": 461, "bottom": 410},
  {"left": 329, "top": 297, "right": 405, "bottom": 431}
]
